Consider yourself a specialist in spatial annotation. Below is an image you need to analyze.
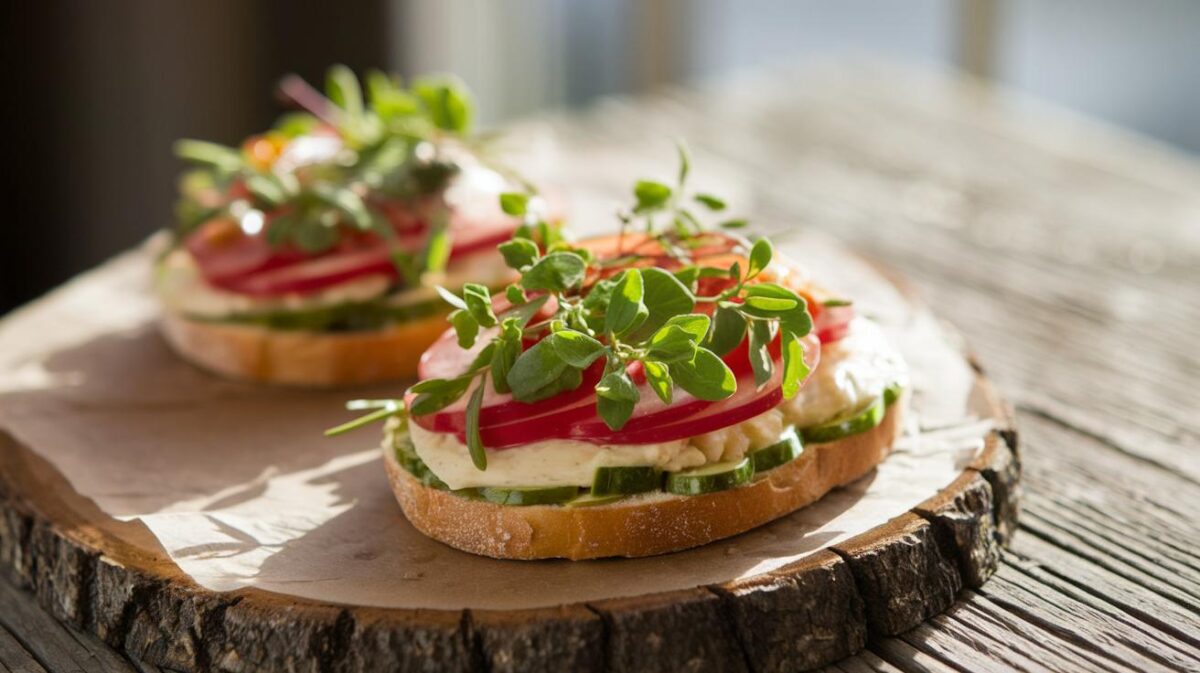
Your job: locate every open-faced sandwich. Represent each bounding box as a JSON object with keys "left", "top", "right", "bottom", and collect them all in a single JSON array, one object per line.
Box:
[
  {"left": 330, "top": 149, "right": 909, "bottom": 559},
  {"left": 157, "top": 66, "right": 538, "bottom": 386}
]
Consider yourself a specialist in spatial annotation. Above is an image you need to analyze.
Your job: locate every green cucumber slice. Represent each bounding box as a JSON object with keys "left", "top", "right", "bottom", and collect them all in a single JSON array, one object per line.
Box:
[
  {"left": 800, "top": 396, "right": 886, "bottom": 444},
  {"left": 478, "top": 485, "right": 581, "bottom": 506},
  {"left": 394, "top": 446, "right": 450, "bottom": 489},
  {"left": 565, "top": 493, "right": 626, "bottom": 508},
  {"left": 665, "top": 458, "right": 754, "bottom": 496},
  {"left": 749, "top": 428, "right": 803, "bottom": 473},
  {"left": 591, "top": 466, "right": 663, "bottom": 496}
]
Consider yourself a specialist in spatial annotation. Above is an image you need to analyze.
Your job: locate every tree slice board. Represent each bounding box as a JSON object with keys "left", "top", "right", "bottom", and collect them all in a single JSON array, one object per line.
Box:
[{"left": 0, "top": 237, "right": 1018, "bottom": 673}]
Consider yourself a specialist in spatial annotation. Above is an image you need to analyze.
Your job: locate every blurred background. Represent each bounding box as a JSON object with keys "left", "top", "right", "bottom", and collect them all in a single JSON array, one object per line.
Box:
[{"left": 3, "top": 0, "right": 1199, "bottom": 314}]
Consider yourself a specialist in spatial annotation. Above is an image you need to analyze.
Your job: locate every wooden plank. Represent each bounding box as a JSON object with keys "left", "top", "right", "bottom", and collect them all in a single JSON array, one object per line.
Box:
[
  {"left": 0, "top": 622, "right": 48, "bottom": 673},
  {"left": 0, "top": 575, "right": 135, "bottom": 673}
]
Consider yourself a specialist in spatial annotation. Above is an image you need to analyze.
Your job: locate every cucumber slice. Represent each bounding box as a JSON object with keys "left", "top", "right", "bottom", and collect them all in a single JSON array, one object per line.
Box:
[
  {"left": 565, "top": 493, "right": 626, "bottom": 508},
  {"left": 478, "top": 485, "right": 581, "bottom": 506},
  {"left": 800, "top": 396, "right": 886, "bottom": 444},
  {"left": 591, "top": 466, "right": 663, "bottom": 496},
  {"left": 749, "top": 428, "right": 803, "bottom": 473},
  {"left": 394, "top": 446, "right": 450, "bottom": 489},
  {"left": 665, "top": 458, "right": 754, "bottom": 496}
]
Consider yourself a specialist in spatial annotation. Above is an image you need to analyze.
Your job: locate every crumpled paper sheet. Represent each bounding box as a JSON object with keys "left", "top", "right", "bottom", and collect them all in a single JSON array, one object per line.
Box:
[{"left": 0, "top": 230, "right": 988, "bottom": 611}]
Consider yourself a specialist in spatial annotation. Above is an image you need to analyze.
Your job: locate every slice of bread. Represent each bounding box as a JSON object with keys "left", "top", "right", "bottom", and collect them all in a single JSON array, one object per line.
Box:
[
  {"left": 384, "top": 395, "right": 906, "bottom": 560},
  {"left": 161, "top": 310, "right": 450, "bottom": 387}
]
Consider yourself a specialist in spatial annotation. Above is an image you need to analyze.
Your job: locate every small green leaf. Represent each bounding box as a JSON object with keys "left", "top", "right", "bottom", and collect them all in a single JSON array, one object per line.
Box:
[
  {"left": 547, "top": 331, "right": 606, "bottom": 369},
  {"left": 643, "top": 360, "right": 673, "bottom": 404},
  {"left": 748, "top": 320, "right": 774, "bottom": 387},
  {"left": 663, "top": 314, "right": 710, "bottom": 341},
  {"left": 324, "top": 401, "right": 404, "bottom": 437},
  {"left": 507, "top": 338, "right": 571, "bottom": 402},
  {"left": 694, "top": 194, "right": 726, "bottom": 211},
  {"left": 174, "top": 139, "right": 244, "bottom": 172},
  {"left": 413, "top": 76, "right": 474, "bottom": 133},
  {"left": 822, "top": 298, "right": 853, "bottom": 308},
  {"left": 743, "top": 295, "right": 798, "bottom": 312},
  {"left": 490, "top": 320, "right": 523, "bottom": 394},
  {"left": 465, "top": 375, "right": 488, "bottom": 470},
  {"left": 646, "top": 325, "right": 699, "bottom": 363},
  {"left": 309, "top": 184, "right": 373, "bottom": 230},
  {"left": 409, "top": 377, "right": 473, "bottom": 415},
  {"left": 522, "top": 252, "right": 586, "bottom": 292},
  {"left": 719, "top": 219, "right": 748, "bottom": 229},
  {"left": 467, "top": 342, "right": 496, "bottom": 374},
  {"left": 449, "top": 309, "right": 479, "bottom": 348},
  {"left": 462, "top": 283, "right": 497, "bottom": 327},
  {"left": 435, "top": 286, "right": 467, "bottom": 310},
  {"left": 673, "top": 266, "right": 699, "bottom": 289},
  {"left": 676, "top": 141, "right": 691, "bottom": 185},
  {"left": 326, "top": 64, "right": 364, "bottom": 117},
  {"left": 633, "top": 268, "right": 694, "bottom": 338},
  {"left": 596, "top": 369, "right": 640, "bottom": 431},
  {"left": 505, "top": 284, "right": 526, "bottom": 305},
  {"left": 634, "top": 180, "right": 672, "bottom": 211},
  {"left": 705, "top": 305, "right": 748, "bottom": 356},
  {"left": 747, "top": 238, "right": 773, "bottom": 279},
  {"left": 245, "top": 174, "right": 290, "bottom": 207},
  {"left": 605, "top": 269, "right": 648, "bottom": 337},
  {"left": 498, "top": 238, "right": 539, "bottom": 270},
  {"left": 781, "top": 332, "right": 810, "bottom": 400},
  {"left": 503, "top": 293, "right": 550, "bottom": 327},
  {"left": 422, "top": 225, "right": 451, "bottom": 274},
  {"left": 499, "top": 192, "right": 529, "bottom": 216},
  {"left": 672, "top": 348, "right": 736, "bottom": 401}
]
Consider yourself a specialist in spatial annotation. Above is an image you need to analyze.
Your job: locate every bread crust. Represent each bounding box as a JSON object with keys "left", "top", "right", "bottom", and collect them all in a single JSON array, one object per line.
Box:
[
  {"left": 385, "top": 394, "right": 907, "bottom": 560},
  {"left": 160, "top": 310, "right": 449, "bottom": 387}
]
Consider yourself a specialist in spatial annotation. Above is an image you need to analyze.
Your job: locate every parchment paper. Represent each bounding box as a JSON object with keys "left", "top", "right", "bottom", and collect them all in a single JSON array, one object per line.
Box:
[{"left": 0, "top": 228, "right": 989, "bottom": 611}]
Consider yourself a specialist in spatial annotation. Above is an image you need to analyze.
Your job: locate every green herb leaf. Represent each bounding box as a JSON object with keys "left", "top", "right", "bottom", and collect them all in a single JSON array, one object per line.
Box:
[
  {"left": 671, "top": 348, "right": 736, "bottom": 401},
  {"left": 522, "top": 252, "right": 586, "bottom": 292},
  {"left": 643, "top": 360, "right": 673, "bottom": 404},
  {"left": 633, "top": 268, "right": 695, "bottom": 338},
  {"left": 747, "top": 237, "right": 773, "bottom": 279},
  {"left": 467, "top": 342, "right": 496, "bottom": 373},
  {"left": 822, "top": 298, "right": 853, "bottom": 308},
  {"left": 673, "top": 265, "right": 699, "bottom": 289},
  {"left": 422, "top": 224, "right": 451, "bottom": 274},
  {"left": 309, "top": 183, "right": 374, "bottom": 230},
  {"left": 409, "top": 376, "right": 473, "bottom": 415},
  {"left": 503, "top": 293, "right": 550, "bottom": 327},
  {"left": 449, "top": 309, "right": 479, "bottom": 348},
  {"left": 781, "top": 331, "right": 810, "bottom": 400},
  {"left": 743, "top": 295, "right": 799, "bottom": 313},
  {"left": 748, "top": 320, "right": 774, "bottom": 387},
  {"left": 719, "top": 219, "right": 748, "bottom": 229},
  {"left": 462, "top": 283, "right": 497, "bottom": 327},
  {"left": 706, "top": 305, "right": 748, "bottom": 356},
  {"left": 505, "top": 283, "right": 526, "bottom": 305},
  {"left": 490, "top": 319, "right": 523, "bottom": 394},
  {"left": 694, "top": 194, "right": 726, "bottom": 211},
  {"left": 326, "top": 64, "right": 364, "bottom": 118},
  {"left": 662, "top": 314, "right": 710, "bottom": 341},
  {"left": 605, "top": 269, "right": 648, "bottom": 337},
  {"left": 596, "top": 368, "right": 640, "bottom": 431},
  {"left": 676, "top": 141, "right": 691, "bottom": 186},
  {"left": 465, "top": 374, "right": 488, "bottom": 470},
  {"left": 174, "top": 139, "right": 244, "bottom": 172},
  {"left": 413, "top": 76, "right": 473, "bottom": 133},
  {"left": 646, "top": 324, "right": 699, "bottom": 363},
  {"left": 498, "top": 238, "right": 540, "bottom": 270},
  {"left": 547, "top": 330, "right": 606, "bottom": 369},
  {"left": 506, "top": 338, "right": 569, "bottom": 402},
  {"left": 499, "top": 192, "right": 529, "bottom": 216},
  {"left": 634, "top": 180, "right": 672, "bottom": 211}
]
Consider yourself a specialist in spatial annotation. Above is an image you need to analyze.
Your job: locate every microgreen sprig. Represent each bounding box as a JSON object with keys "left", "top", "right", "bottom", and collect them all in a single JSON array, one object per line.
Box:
[
  {"left": 328, "top": 150, "right": 815, "bottom": 475},
  {"left": 174, "top": 65, "right": 477, "bottom": 285}
]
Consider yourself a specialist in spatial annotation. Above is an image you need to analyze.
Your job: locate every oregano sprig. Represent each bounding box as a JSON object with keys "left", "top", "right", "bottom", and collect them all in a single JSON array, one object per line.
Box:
[{"left": 329, "top": 149, "right": 816, "bottom": 475}]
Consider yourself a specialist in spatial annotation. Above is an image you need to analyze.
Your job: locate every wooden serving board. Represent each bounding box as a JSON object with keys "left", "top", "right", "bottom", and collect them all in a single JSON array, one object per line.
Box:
[{"left": 0, "top": 236, "right": 1018, "bottom": 673}]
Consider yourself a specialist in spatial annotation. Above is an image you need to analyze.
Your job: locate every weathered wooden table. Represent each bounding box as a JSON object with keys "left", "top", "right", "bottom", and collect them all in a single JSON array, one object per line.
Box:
[{"left": 2, "top": 62, "right": 1198, "bottom": 672}]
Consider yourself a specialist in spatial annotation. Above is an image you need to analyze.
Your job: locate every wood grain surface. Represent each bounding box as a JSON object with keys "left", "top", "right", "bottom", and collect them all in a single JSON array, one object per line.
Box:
[{"left": 2, "top": 61, "right": 1199, "bottom": 672}]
